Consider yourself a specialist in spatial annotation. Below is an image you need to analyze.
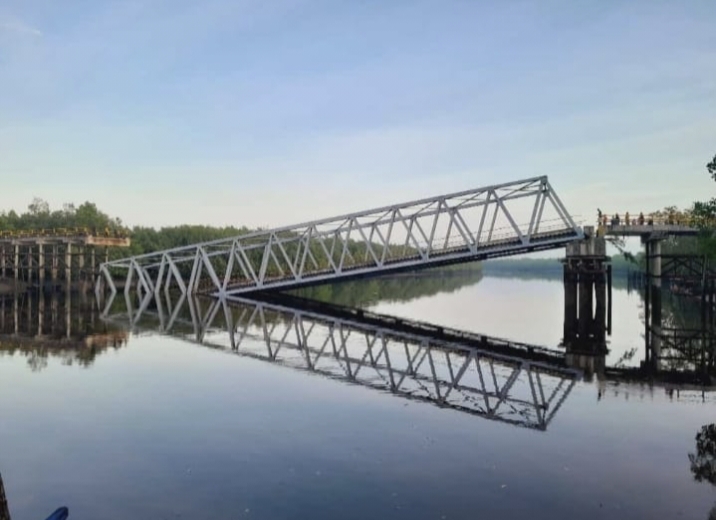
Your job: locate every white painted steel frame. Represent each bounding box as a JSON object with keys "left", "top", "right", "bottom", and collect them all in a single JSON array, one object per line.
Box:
[
  {"left": 103, "top": 292, "right": 580, "bottom": 430},
  {"left": 99, "top": 176, "right": 583, "bottom": 297}
]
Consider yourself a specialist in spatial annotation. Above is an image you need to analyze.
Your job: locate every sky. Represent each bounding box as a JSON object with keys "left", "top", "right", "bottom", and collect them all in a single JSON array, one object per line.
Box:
[{"left": 1, "top": 0, "right": 715, "bottom": 231}]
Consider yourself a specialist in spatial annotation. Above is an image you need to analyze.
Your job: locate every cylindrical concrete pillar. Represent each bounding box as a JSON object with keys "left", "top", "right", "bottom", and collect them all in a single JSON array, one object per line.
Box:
[
  {"left": 13, "top": 244, "right": 19, "bottom": 282},
  {"left": 78, "top": 246, "right": 84, "bottom": 281},
  {"left": 65, "top": 243, "right": 72, "bottom": 286},
  {"left": 578, "top": 268, "right": 593, "bottom": 339},
  {"left": 38, "top": 243, "right": 45, "bottom": 289},
  {"left": 563, "top": 263, "right": 578, "bottom": 342},
  {"left": 51, "top": 245, "right": 58, "bottom": 284},
  {"left": 27, "top": 245, "right": 33, "bottom": 285},
  {"left": 650, "top": 239, "right": 662, "bottom": 287}
]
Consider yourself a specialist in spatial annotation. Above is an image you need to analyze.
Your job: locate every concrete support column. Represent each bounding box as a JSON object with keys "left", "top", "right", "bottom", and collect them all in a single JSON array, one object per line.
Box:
[
  {"left": 563, "top": 265, "right": 578, "bottom": 341},
  {"left": 578, "top": 270, "right": 593, "bottom": 339},
  {"left": 78, "top": 246, "right": 85, "bottom": 281},
  {"left": 51, "top": 245, "right": 58, "bottom": 284},
  {"left": 65, "top": 243, "right": 72, "bottom": 288},
  {"left": 38, "top": 243, "right": 45, "bottom": 289},
  {"left": 91, "top": 247, "right": 96, "bottom": 276},
  {"left": 650, "top": 239, "right": 662, "bottom": 287},
  {"left": 594, "top": 268, "right": 607, "bottom": 343},
  {"left": 13, "top": 244, "right": 18, "bottom": 282},
  {"left": 27, "top": 246, "right": 32, "bottom": 285}
]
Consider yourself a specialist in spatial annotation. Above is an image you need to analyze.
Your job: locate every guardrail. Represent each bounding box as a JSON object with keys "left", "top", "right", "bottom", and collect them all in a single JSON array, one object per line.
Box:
[
  {"left": 0, "top": 227, "right": 129, "bottom": 239},
  {"left": 597, "top": 212, "right": 714, "bottom": 228}
]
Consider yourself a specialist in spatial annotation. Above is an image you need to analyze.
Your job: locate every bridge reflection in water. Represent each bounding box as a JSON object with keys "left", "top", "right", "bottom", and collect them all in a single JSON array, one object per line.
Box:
[
  {"left": 101, "top": 281, "right": 715, "bottom": 416},
  {"left": 0, "top": 292, "right": 128, "bottom": 371},
  {"left": 103, "top": 290, "right": 580, "bottom": 431}
]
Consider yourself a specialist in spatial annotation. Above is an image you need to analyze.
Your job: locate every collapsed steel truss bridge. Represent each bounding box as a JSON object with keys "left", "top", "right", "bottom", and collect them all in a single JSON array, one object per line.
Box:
[
  {"left": 102, "top": 291, "right": 580, "bottom": 430},
  {"left": 98, "top": 176, "right": 583, "bottom": 297}
]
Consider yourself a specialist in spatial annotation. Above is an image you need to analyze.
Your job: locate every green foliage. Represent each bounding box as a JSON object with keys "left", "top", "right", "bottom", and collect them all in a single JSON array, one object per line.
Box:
[
  {"left": 689, "top": 424, "right": 716, "bottom": 485},
  {"left": 128, "top": 225, "right": 251, "bottom": 256},
  {"left": 693, "top": 154, "right": 716, "bottom": 259},
  {"left": 0, "top": 199, "right": 123, "bottom": 233},
  {"left": 293, "top": 264, "right": 483, "bottom": 308}
]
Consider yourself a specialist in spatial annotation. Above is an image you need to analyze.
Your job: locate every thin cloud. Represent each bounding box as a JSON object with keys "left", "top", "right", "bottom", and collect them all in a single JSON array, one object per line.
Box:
[{"left": 0, "top": 19, "right": 42, "bottom": 37}]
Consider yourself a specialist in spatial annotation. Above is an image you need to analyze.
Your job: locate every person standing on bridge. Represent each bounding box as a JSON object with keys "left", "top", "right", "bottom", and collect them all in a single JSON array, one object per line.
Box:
[
  {"left": 638, "top": 212, "right": 645, "bottom": 225},
  {"left": 625, "top": 212, "right": 630, "bottom": 226}
]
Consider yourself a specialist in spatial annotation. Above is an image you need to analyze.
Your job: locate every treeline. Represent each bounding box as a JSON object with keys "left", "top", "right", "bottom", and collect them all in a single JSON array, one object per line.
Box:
[
  {"left": 0, "top": 200, "right": 427, "bottom": 277},
  {"left": 293, "top": 264, "right": 483, "bottom": 307},
  {"left": 0, "top": 199, "right": 252, "bottom": 256},
  {"left": 0, "top": 198, "right": 124, "bottom": 233}
]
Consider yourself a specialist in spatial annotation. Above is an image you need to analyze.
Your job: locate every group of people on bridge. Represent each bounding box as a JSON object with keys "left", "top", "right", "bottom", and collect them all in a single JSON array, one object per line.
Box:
[{"left": 597, "top": 210, "right": 690, "bottom": 228}]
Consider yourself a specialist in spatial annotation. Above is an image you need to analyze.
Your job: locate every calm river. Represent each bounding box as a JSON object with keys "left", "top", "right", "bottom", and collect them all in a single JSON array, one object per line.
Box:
[{"left": 1, "top": 269, "right": 714, "bottom": 519}]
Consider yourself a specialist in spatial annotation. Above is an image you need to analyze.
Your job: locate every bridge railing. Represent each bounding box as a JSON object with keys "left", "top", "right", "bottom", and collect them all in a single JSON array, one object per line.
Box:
[
  {"left": 597, "top": 212, "right": 714, "bottom": 228},
  {"left": 0, "top": 227, "right": 130, "bottom": 239}
]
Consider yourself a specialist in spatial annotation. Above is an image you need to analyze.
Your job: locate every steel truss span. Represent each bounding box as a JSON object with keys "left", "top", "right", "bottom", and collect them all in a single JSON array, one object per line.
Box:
[
  {"left": 98, "top": 176, "right": 583, "bottom": 297},
  {"left": 102, "top": 292, "right": 580, "bottom": 431}
]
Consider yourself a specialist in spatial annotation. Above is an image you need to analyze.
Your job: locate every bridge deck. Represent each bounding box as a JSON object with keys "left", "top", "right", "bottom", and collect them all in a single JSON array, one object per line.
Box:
[
  {"left": 99, "top": 176, "right": 583, "bottom": 297},
  {"left": 0, "top": 236, "right": 131, "bottom": 247},
  {"left": 217, "top": 227, "right": 577, "bottom": 294}
]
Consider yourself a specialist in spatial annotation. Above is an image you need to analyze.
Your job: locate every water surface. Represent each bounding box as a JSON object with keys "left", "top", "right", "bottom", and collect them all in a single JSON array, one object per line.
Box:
[{"left": 1, "top": 273, "right": 714, "bottom": 520}]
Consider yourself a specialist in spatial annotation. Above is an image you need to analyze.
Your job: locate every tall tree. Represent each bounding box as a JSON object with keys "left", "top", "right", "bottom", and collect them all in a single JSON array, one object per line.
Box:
[{"left": 692, "top": 154, "right": 716, "bottom": 258}]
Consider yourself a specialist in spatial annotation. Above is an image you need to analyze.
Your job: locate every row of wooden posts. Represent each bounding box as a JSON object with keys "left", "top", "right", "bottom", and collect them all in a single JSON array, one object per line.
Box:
[{"left": 0, "top": 244, "right": 108, "bottom": 287}]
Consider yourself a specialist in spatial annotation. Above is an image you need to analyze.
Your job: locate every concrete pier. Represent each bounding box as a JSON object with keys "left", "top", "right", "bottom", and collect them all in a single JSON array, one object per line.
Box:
[{"left": 562, "top": 226, "right": 611, "bottom": 379}]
